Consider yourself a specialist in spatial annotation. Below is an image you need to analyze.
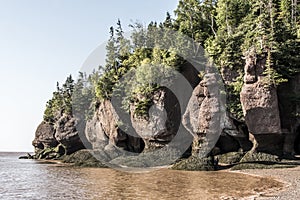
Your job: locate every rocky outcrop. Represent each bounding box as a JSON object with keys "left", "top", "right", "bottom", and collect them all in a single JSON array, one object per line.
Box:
[
  {"left": 183, "top": 72, "right": 250, "bottom": 157},
  {"left": 32, "top": 114, "right": 88, "bottom": 157},
  {"left": 182, "top": 84, "right": 205, "bottom": 137},
  {"left": 216, "top": 117, "right": 252, "bottom": 153},
  {"left": 31, "top": 53, "right": 298, "bottom": 169},
  {"left": 172, "top": 155, "right": 215, "bottom": 171},
  {"left": 32, "top": 122, "right": 58, "bottom": 153},
  {"left": 86, "top": 88, "right": 186, "bottom": 153},
  {"left": 85, "top": 100, "right": 143, "bottom": 153},
  {"left": 278, "top": 73, "right": 300, "bottom": 155},
  {"left": 183, "top": 72, "right": 223, "bottom": 157},
  {"left": 63, "top": 149, "right": 108, "bottom": 168},
  {"left": 240, "top": 50, "right": 283, "bottom": 154},
  {"left": 85, "top": 110, "right": 109, "bottom": 150},
  {"left": 130, "top": 87, "right": 181, "bottom": 151},
  {"left": 241, "top": 85, "right": 281, "bottom": 135},
  {"left": 54, "top": 114, "right": 86, "bottom": 154}
]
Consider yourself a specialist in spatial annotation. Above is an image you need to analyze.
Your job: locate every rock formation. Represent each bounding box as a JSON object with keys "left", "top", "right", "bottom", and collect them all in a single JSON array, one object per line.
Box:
[
  {"left": 183, "top": 71, "right": 250, "bottom": 157},
  {"left": 278, "top": 73, "right": 300, "bottom": 155},
  {"left": 240, "top": 49, "right": 283, "bottom": 154},
  {"left": 85, "top": 62, "right": 201, "bottom": 155},
  {"left": 31, "top": 53, "right": 299, "bottom": 168},
  {"left": 85, "top": 100, "right": 143, "bottom": 153},
  {"left": 130, "top": 87, "right": 181, "bottom": 151},
  {"left": 32, "top": 114, "right": 87, "bottom": 158},
  {"left": 32, "top": 122, "right": 58, "bottom": 152}
]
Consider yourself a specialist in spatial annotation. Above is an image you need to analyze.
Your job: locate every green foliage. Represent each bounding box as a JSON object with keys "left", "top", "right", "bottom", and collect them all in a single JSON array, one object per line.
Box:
[
  {"left": 206, "top": 0, "right": 250, "bottom": 69},
  {"left": 43, "top": 75, "right": 75, "bottom": 123},
  {"left": 240, "top": 0, "right": 299, "bottom": 85},
  {"left": 43, "top": 71, "right": 98, "bottom": 123},
  {"left": 134, "top": 98, "right": 153, "bottom": 117},
  {"left": 72, "top": 71, "right": 98, "bottom": 121},
  {"left": 204, "top": 0, "right": 300, "bottom": 118},
  {"left": 94, "top": 18, "right": 188, "bottom": 116},
  {"left": 227, "top": 72, "right": 244, "bottom": 120},
  {"left": 174, "top": 0, "right": 215, "bottom": 45},
  {"left": 115, "top": 62, "right": 176, "bottom": 117},
  {"left": 43, "top": 0, "right": 300, "bottom": 125}
]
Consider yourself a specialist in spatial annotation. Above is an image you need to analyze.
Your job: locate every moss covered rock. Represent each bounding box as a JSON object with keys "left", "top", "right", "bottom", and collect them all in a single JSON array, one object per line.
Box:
[
  {"left": 63, "top": 149, "right": 108, "bottom": 168},
  {"left": 217, "top": 152, "right": 244, "bottom": 165},
  {"left": 110, "top": 148, "right": 182, "bottom": 168},
  {"left": 35, "top": 144, "right": 66, "bottom": 160},
  {"left": 171, "top": 156, "right": 215, "bottom": 171},
  {"left": 231, "top": 152, "right": 282, "bottom": 170}
]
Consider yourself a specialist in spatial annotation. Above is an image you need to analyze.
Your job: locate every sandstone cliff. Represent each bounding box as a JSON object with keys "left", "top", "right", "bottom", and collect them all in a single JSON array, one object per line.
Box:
[
  {"left": 31, "top": 59, "right": 300, "bottom": 169},
  {"left": 32, "top": 114, "right": 88, "bottom": 159},
  {"left": 240, "top": 50, "right": 283, "bottom": 154}
]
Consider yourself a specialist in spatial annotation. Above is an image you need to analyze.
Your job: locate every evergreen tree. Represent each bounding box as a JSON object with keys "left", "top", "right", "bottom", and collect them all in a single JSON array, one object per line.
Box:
[
  {"left": 174, "top": 0, "right": 213, "bottom": 46},
  {"left": 43, "top": 75, "right": 75, "bottom": 123},
  {"left": 163, "top": 12, "right": 174, "bottom": 29},
  {"left": 129, "top": 22, "right": 147, "bottom": 49},
  {"left": 115, "top": 19, "right": 131, "bottom": 65},
  {"left": 105, "top": 27, "right": 117, "bottom": 71}
]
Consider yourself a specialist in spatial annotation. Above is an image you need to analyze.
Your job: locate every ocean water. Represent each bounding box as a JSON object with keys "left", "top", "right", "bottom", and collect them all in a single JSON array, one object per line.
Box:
[{"left": 0, "top": 152, "right": 282, "bottom": 200}]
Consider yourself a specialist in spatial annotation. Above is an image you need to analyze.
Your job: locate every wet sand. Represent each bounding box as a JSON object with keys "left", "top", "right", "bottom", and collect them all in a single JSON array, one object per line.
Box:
[
  {"left": 239, "top": 166, "right": 300, "bottom": 199},
  {"left": 10, "top": 153, "right": 294, "bottom": 199},
  {"left": 30, "top": 159, "right": 289, "bottom": 199}
]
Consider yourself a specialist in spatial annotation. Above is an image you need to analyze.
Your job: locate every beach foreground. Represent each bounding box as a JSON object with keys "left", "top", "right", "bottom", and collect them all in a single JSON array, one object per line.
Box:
[
  {"left": 239, "top": 166, "right": 300, "bottom": 199},
  {"left": 1, "top": 152, "right": 293, "bottom": 200}
]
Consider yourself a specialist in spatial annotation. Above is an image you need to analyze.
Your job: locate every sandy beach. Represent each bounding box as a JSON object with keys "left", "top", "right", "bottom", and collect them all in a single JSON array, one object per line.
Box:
[{"left": 238, "top": 166, "right": 300, "bottom": 199}]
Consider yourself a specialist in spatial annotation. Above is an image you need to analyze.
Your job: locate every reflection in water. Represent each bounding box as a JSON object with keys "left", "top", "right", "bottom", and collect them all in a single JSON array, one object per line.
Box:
[
  {"left": 0, "top": 152, "right": 283, "bottom": 200},
  {"left": 81, "top": 168, "right": 282, "bottom": 199}
]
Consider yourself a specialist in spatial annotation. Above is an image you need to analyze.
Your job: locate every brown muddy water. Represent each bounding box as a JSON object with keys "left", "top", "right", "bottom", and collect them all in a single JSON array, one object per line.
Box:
[{"left": 0, "top": 152, "right": 284, "bottom": 200}]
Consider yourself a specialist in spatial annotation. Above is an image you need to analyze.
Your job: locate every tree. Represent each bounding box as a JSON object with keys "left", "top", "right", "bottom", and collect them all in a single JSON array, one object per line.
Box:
[
  {"left": 105, "top": 26, "right": 118, "bottom": 71},
  {"left": 129, "top": 22, "right": 147, "bottom": 49},
  {"left": 163, "top": 12, "right": 174, "bottom": 29},
  {"left": 241, "top": 0, "right": 299, "bottom": 84},
  {"left": 206, "top": 0, "right": 250, "bottom": 71},
  {"left": 174, "top": 0, "right": 214, "bottom": 46},
  {"left": 115, "top": 19, "right": 131, "bottom": 65},
  {"left": 43, "top": 75, "right": 75, "bottom": 123}
]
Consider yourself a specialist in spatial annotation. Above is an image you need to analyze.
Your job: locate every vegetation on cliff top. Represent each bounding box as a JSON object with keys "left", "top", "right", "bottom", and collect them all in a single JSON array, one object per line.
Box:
[{"left": 44, "top": 0, "right": 300, "bottom": 122}]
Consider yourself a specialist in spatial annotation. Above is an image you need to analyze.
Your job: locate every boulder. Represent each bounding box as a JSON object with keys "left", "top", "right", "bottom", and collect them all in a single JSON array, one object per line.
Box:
[
  {"left": 32, "top": 122, "right": 58, "bottom": 153},
  {"left": 240, "top": 84, "right": 281, "bottom": 135},
  {"left": 19, "top": 153, "right": 34, "bottom": 159},
  {"left": 85, "top": 100, "right": 143, "bottom": 153},
  {"left": 183, "top": 72, "right": 248, "bottom": 156},
  {"left": 85, "top": 110, "right": 109, "bottom": 150},
  {"left": 36, "top": 145, "right": 65, "bottom": 159},
  {"left": 240, "top": 49, "right": 282, "bottom": 154},
  {"left": 217, "top": 151, "right": 244, "bottom": 165},
  {"left": 231, "top": 152, "right": 281, "bottom": 170},
  {"left": 54, "top": 114, "right": 85, "bottom": 154},
  {"left": 130, "top": 87, "right": 181, "bottom": 151},
  {"left": 171, "top": 156, "right": 215, "bottom": 171},
  {"left": 63, "top": 149, "right": 108, "bottom": 168}
]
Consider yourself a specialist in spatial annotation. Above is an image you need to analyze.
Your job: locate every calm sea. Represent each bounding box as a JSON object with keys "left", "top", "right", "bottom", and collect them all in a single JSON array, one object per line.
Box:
[{"left": 0, "top": 152, "right": 282, "bottom": 200}]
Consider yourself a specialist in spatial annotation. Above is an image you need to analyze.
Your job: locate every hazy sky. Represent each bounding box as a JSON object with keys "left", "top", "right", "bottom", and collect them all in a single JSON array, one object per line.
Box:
[{"left": 0, "top": 0, "right": 178, "bottom": 152}]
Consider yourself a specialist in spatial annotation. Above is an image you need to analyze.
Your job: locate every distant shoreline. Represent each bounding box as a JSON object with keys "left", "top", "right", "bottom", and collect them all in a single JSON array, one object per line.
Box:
[
  {"left": 0, "top": 151, "right": 34, "bottom": 156},
  {"left": 0, "top": 151, "right": 34, "bottom": 153}
]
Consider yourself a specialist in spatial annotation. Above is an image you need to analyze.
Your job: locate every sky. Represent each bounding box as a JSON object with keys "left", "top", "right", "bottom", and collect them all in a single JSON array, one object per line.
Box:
[{"left": 0, "top": 0, "right": 179, "bottom": 152}]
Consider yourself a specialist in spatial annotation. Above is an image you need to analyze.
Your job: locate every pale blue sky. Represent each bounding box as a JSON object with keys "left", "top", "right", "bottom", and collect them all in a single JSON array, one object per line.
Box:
[{"left": 0, "top": 0, "right": 178, "bottom": 152}]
